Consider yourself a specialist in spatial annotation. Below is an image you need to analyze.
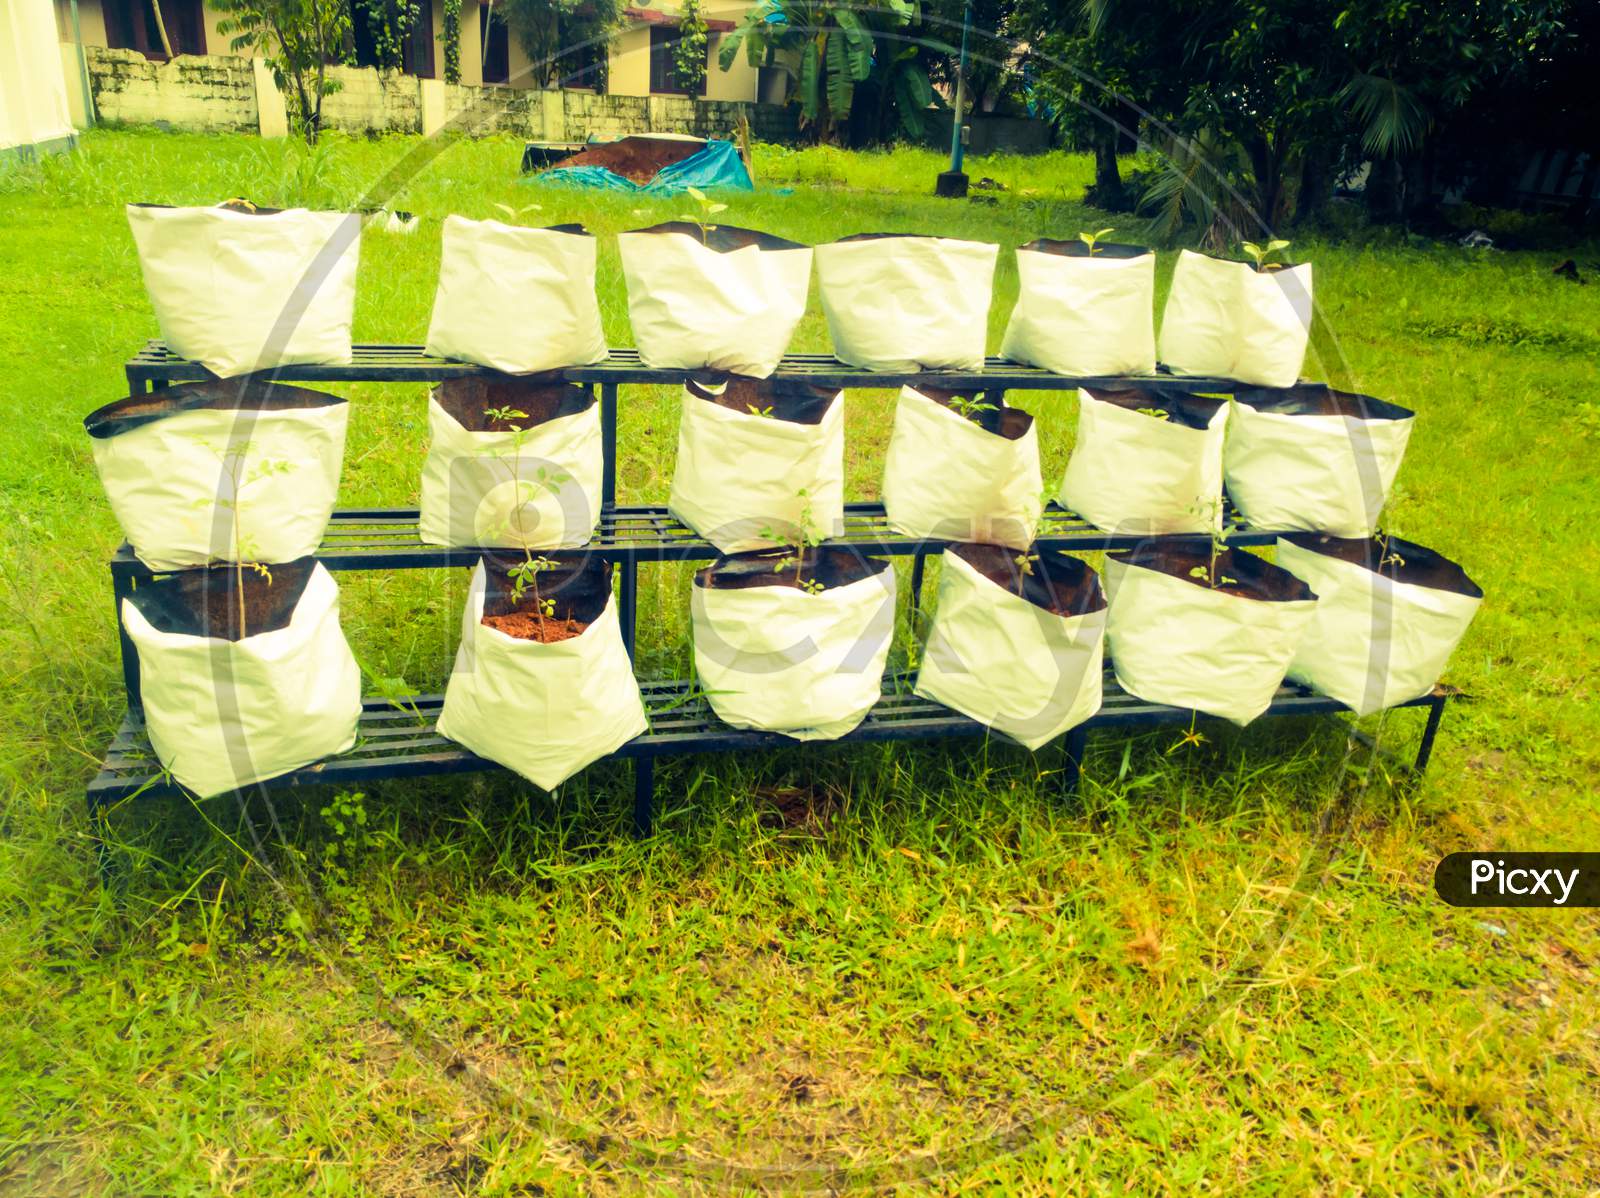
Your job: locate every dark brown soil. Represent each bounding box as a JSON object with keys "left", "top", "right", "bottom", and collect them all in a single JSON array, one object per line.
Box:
[
  {"left": 627, "top": 222, "right": 806, "bottom": 253},
  {"left": 482, "top": 612, "right": 590, "bottom": 642},
  {"left": 686, "top": 376, "right": 838, "bottom": 425},
  {"left": 1281, "top": 533, "right": 1482, "bottom": 597},
  {"left": 696, "top": 546, "right": 890, "bottom": 593},
  {"left": 1020, "top": 238, "right": 1150, "bottom": 260},
  {"left": 918, "top": 386, "right": 1033, "bottom": 440},
  {"left": 127, "top": 557, "right": 317, "bottom": 641},
  {"left": 951, "top": 543, "right": 1106, "bottom": 617},
  {"left": 85, "top": 379, "right": 344, "bottom": 439},
  {"left": 1233, "top": 384, "right": 1413, "bottom": 422},
  {"left": 479, "top": 550, "right": 612, "bottom": 641},
  {"left": 1118, "top": 541, "right": 1315, "bottom": 604},
  {"left": 435, "top": 374, "right": 594, "bottom": 432},
  {"left": 1084, "top": 384, "right": 1224, "bottom": 432},
  {"left": 547, "top": 135, "right": 706, "bottom": 184}
]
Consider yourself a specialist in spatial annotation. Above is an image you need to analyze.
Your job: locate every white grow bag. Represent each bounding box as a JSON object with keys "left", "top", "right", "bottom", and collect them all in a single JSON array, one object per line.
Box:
[
  {"left": 1276, "top": 534, "right": 1482, "bottom": 716},
  {"left": 1225, "top": 385, "right": 1414, "bottom": 538},
  {"left": 1058, "top": 387, "right": 1228, "bottom": 535},
  {"left": 85, "top": 380, "right": 348, "bottom": 571},
  {"left": 425, "top": 218, "right": 608, "bottom": 374},
  {"left": 691, "top": 550, "right": 896, "bottom": 741},
  {"left": 122, "top": 560, "right": 362, "bottom": 799},
  {"left": 1000, "top": 240, "right": 1156, "bottom": 377},
  {"left": 418, "top": 377, "right": 603, "bottom": 549},
  {"left": 814, "top": 234, "right": 999, "bottom": 371},
  {"left": 882, "top": 385, "right": 1042, "bottom": 550},
  {"left": 668, "top": 378, "right": 845, "bottom": 554},
  {"left": 1158, "top": 250, "right": 1313, "bottom": 387},
  {"left": 618, "top": 222, "right": 812, "bottom": 377},
  {"left": 1104, "top": 545, "right": 1319, "bottom": 725},
  {"left": 915, "top": 545, "right": 1106, "bottom": 749},
  {"left": 437, "top": 559, "right": 648, "bottom": 789},
  {"left": 126, "top": 202, "right": 361, "bottom": 378}
]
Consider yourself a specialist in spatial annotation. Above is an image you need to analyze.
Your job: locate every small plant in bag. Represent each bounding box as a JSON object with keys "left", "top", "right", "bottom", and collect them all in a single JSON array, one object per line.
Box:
[
  {"left": 1240, "top": 238, "right": 1292, "bottom": 272},
  {"left": 680, "top": 186, "right": 728, "bottom": 245},
  {"left": 186, "top": 433, "right": 289, "bottom": 636},
  {"left": 761, "top": 488, "right": 827, "bottom": 595},
  {"left": 492, "top": 201, "right": 543, "bottom": 224},
  {"left": 942, "top": 392, "right": 999, "bottom": 425},
  {"left": 1077, "top": 227, "right": 1115, "bottom": 256},
  {"left": 507, "top": 554, "right": 557, "bottom": 635},
  {"left": 483, "top": 405, "right": 575, "bottom": 550}
]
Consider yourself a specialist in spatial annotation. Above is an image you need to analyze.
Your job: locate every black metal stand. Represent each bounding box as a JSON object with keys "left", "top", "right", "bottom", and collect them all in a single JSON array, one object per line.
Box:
[{"left": 94, "top": 343, "right": 1455, "bottom": 835}]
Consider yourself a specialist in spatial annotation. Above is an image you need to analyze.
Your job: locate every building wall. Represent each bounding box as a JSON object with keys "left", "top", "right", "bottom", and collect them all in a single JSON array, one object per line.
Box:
[
  {"left": 73, "top": 44, "right": 798, "bottom": 141},
  {"left": 54, "top": 0, "right": 763, "bottom": 100},
  {"left": 5, "top": 0, "right": 77, "bottom": 155}
]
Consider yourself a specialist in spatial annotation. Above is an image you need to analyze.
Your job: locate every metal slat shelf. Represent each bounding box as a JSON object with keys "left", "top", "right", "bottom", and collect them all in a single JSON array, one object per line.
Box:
[
  {"left": 92, "top": 342, "right": 1456, "bottom": 835},
  {"left": 85, "top": 670, "right": 1451, "bottom": 826}
]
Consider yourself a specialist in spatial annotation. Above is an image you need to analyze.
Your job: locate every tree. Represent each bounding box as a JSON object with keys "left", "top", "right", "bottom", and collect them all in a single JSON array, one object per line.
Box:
[
  {"left": 498, "top": 0, "right": 627, "bottom": 88},
  {"left": 719, "top": 0, "right": 932, "bottom": 143},
  {"left": 674, "top": 0, "right": 709, "bottom": 96},
  {"left": 214, "top": 0, "right": 351, "bottom": 144}
]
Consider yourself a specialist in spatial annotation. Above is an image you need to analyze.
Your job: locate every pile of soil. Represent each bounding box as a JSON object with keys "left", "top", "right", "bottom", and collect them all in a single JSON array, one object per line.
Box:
[
  {"left": 546, "top": 136, "right": 706, "bottom": 184},
  {"left": 482, "top": 611, "right": 589, "bottom": 642}
]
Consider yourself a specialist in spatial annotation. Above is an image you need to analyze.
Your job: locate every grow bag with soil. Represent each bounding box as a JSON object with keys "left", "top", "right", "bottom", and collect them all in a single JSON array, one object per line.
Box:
[
  {"left": 1158, "top": 249, "right": 1313, "bottom": 388},
  {"left": 437, "top": 554, "right": 647, "bottom": 789},
  {"left": 814, "top": 234, "right": 999, "bottom": 371},
  {"left": 418, "top": 375, "right": 603, "bottom": 549},
  {"left": 914, "top": 543, "right": 1107, "bottom": 748},
  {"left": 425, "top": 217, "right": 608, "bottom": 375},
  {"left": 1275, "top": 533, "right": 1482, "bottom": 716},
  {"left": 999, "top": 239, "right": 1156, "bottom": 377},
  {"left": 882, "top": 385, "right": 1042, "bottom": 550},
  {"left": 85, "top": 379, "right": 349, "bottom": 571},
  {"left": 1058, "top": 386, "right": 1228, "bottom": 535},
  {"left": 1103, "top": 542, "right": 1319, "bottom": 725},
  {"left": 121, "top": 558, "right": 362, "bottom": 798},
  {"left": 126, "top": 202, "right": 361, "bottom": 378},
  {"left": 691, "top": 547, "right": 896, "bottom": 741},
  {"left": 618, "top": 222, "right": 812, "bottom": 378},
  {"left": 1224, "top": 385, "right": 1414, "bottom": 537},
  {"left": 667, "top": 377, "right": 846, "bottom": 554}
]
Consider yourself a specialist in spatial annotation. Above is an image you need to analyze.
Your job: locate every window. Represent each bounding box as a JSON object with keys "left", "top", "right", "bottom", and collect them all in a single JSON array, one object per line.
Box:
[
  {"left": 481, "top": 11, "right": 509, "bottom": 84},
  {"left": 648, "top": 25, "right": 704, "bottom": 96},
  {"left": 350, "top": 0, "right": 436, "bottom": 78},
  {"left": 104, "top": 0, "right": 206, "bottom": 59}
]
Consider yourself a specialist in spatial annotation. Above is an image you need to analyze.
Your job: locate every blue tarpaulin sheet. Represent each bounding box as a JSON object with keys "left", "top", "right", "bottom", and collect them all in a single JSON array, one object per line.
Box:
[{"left": 523, "top": 139, "right": 754, "bottom": 195}]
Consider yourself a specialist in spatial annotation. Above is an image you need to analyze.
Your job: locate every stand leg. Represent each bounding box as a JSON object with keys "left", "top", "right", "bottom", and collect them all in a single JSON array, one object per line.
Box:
[
  {"left": 619, "top": 557, "right": 637, "bottom": 663},
  {"left": 1413, "top": 695, "right": 1446, "bottom": 775},
  {"left": 910, "top": 551, "right": 928, "bottom": 615},
  {"left": 633, "top": 757, "right": 654, "bottom": 836},
  {"left": 600, "top": 383, "right": 617, "bottom": 508},
  {"left": 1062, "top": 726, "right": 1088, "bottom": 798},
  {"left": 112, "top": 567, "right": 141, "bottom": 711}
]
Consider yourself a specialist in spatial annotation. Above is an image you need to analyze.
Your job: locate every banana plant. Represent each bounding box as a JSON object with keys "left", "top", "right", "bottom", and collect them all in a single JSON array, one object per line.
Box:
[{"left": 719, "top": 0, "right": 928, "bottom": 140}]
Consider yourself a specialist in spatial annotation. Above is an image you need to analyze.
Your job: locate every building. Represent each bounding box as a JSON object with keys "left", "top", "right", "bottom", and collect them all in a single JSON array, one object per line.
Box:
[
  {"left": 51, "top": 0, "right": 780, "bottom": 104},
  {"left": 4, "top": 0, "right": 77, "bottom": 157}
]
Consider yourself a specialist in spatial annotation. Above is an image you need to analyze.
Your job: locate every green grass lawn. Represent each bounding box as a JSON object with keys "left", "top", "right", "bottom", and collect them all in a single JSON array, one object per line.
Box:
[{"left": 2, "top": 128, "right": 1599, "bottom": 1195}]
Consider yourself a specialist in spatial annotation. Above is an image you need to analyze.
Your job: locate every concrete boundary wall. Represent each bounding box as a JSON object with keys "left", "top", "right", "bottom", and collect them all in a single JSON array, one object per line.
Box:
[{"left": 77, "top": 47, "right": 799, "bottom": 143}]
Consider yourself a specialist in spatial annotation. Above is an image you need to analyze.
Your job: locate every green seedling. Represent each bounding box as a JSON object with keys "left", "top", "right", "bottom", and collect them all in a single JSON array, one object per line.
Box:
[
  {"left": 746, "top": 404, "right": 775, "bottom": 419},
  {"left": 1241, "top": 238, "right": 1292, "bottom": 272},
  {"left": 680, "top": 185, "right": 728, "bottom": 244},
  {"left": 187, "top": 433, "right": 291, "bottom": 637},
  {"left": 943, "top": 393, "right": 999, "bottom": 423},
  {"left": 1078, "top": 226, "right": 1115, "bottom": 256},
  {"left": 492, "top": 202, "right": 543, "bottom": 222},
  {"left": 758, "top": 487, "right": 826, "bottom": 594},
  {"left": 1015, "top": 553, "right": 1037, "bottom": 577},
  {"left": 483, "top": 405, "right": 572, "bottom": 633},
  {"left": 1137, "top": 407, "right": 1171, "bottom": 421}
]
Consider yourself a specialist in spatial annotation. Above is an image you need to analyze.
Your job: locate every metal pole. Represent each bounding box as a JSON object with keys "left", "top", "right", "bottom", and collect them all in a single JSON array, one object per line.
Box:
[{"left": 949, "top": 0, "right": 971, "bottom": 174}]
